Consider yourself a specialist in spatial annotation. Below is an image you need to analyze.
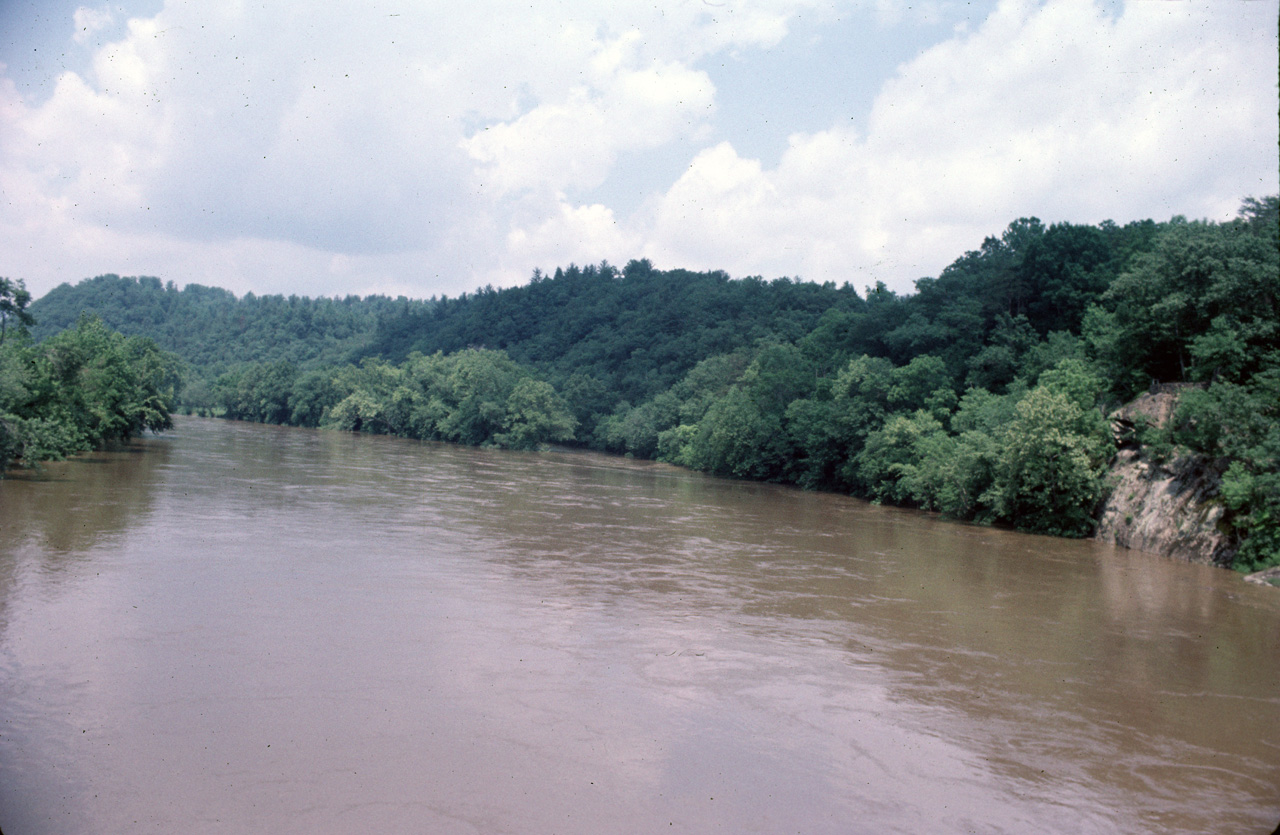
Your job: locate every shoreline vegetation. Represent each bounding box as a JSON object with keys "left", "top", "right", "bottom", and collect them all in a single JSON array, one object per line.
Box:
[
  {"left": 8, "top": 196, "right": 1277, "bottom": 572},
  {"left": 0, "top": 314, "right": 180, "bottom": 472}
]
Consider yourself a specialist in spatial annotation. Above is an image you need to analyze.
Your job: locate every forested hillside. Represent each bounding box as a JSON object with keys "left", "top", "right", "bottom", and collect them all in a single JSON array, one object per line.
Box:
[
  {"left": 22, "top": 197, "right": 1278, "bottom": 569},
  {"left": 30, "top": 276, "right": 432, "bottom": 378},
  {"left": 360, "top": 262, "right": 865, "bottom": 405}
]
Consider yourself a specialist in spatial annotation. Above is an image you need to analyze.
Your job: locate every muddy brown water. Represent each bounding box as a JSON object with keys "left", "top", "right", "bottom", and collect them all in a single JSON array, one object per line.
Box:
[{"left": 0, "top": 416, "right": 1276, "bottom": 833}]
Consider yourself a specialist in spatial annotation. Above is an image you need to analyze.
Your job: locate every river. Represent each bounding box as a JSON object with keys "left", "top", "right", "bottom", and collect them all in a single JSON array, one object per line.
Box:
[{"left": 0, "top": 417, "right": 1276, "bottom": 833}]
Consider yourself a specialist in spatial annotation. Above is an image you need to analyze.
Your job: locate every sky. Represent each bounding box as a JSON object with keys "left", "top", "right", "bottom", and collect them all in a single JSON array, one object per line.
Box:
[{"left": 0, "top": 0, "right": 1275, "bottom": 302}]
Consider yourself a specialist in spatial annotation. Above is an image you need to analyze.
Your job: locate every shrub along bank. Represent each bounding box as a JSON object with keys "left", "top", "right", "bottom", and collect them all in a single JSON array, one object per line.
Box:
[{"left": 0, "top": 314, "right": 180, "bottom": 471}]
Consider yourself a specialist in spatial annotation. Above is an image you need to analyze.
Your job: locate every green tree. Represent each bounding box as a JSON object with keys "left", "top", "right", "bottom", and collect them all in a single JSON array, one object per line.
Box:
[
  {"left": 856, "top": 410, "right": 952, "bottom": 506},
  {"left": 1103, "top": 213, "right": 1278, "bottom": 387},
  {"left": 782, "top": 397, "right": 844, "bottom": 489},
  {"left": 1018, "top": 222, "right": 1115, "bottom": 335},
  {"left": 1036, "top": 357, "right": 1106, "bottom": 413},
  {"left": 322, "top": 360, "right": 409, "bottom": 435},
  {"left": 688, "top": 385, "right": 788, "bottom": 480},
  {"left": 433, "top": 350, "right": 522, "bottom": 445},
  {"left": 0, "top": 278, "right": 35, "bottom": 346},
  {"left": 595, "top": 392, "right": 680, "bottom": 458},
  {"left": 217, "top": 361, "right": 300, "bottom": 424},
  {"left": 497, "top": 378, "right": 577, "bottom": 449},
  {"left": 2, "top": 316, "right": 179, "bottom": 471},
  {"left": 989, "top": 385, "right": 1111, "bottom": 536},
  {"left": 288, "top": 368, "right": 347, "bottom": 427},
  {"left": 887, "top": 354, "right": 956, "bottom": 418},
  {"left": 1171, "top": 367, "right": 1280, "bottom": 570}
]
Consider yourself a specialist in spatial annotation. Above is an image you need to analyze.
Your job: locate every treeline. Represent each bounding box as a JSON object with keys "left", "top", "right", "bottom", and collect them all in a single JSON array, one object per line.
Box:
[
  {"left": 0, "top": 315, "right": 181, "bottom": 470},
  {"left": 25, "top": 197, "right": 1278, "bottom": 569},
  {"left": 361, "top": 262, "right": 865, "bottom": 405},
  {"left": 212, "top": 348, "right": 575, "bottom": 450},
  {"left": 29, "top": 275, "right": 433, "bottom": 381}
]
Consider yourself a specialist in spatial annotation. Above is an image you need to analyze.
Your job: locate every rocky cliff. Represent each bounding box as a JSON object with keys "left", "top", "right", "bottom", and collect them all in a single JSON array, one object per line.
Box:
[{"left": 1094, "top": 389, "right": 1235, "bottom": 566}]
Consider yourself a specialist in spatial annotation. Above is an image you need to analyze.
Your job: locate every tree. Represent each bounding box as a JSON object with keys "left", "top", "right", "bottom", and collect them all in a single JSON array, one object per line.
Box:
[
  {"left": 886, "top": 354, "right": 956, "bottom": 417},
  {"left": 595, "top": 393, "right": 680, "bottom": 458},
  {"left": 1237, "top": 195, "right": 1279, "bottom": 240},
  {"left": 434, "top": 349, "right": 522, "bottom": 445},
  {"left": 2, "top": 316, "right": 180, "bottom": 471},
  {"left": 783, "top": 397, "right": 845, "bottom": 489},
  {"left": 688, "top": 385, "right": 788, "bottom": 480},
  {"left": 1171, "top": 367, "right": 1280, "bottom": 571},
  {"left": 0, "top": 278, "right": 35, "bottom": 346},
  {"left": 989, "top": 385, "right": 1111, "bottom": 536},
  {"left": 1103, "top": 215, "right": 1278, "bottom": 387},
  {"left": 497, "top": 378, "right": 576, "bottom": 449},
  {"left": 1018, "top": 222, "right": 1114, "bottom": 335},
  {"left": 856, "top": 410, "right": 952, "bottom": 505},
  {"left": 218, "top": 361, "right": 299, "bottom": 424}
]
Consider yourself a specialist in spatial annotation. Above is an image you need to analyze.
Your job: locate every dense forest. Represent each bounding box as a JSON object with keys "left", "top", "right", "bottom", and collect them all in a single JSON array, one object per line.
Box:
[
  {"left": 0, "top": 304, "right": 181, "bottom": 471},
  {"left": 30, "top": 277, "right": 433, "bottom": 381},
  {"left": 17, "top": 196, "right": 1279, "bottom": 570}
]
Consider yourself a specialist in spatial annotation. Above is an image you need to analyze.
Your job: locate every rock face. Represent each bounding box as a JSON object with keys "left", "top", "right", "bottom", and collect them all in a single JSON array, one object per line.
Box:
[
  {"left": 1095, "top": 448, "right": 1231, "bottom": 564},
  {"left": 1113, "top": 384, "right": 1186, "bottom": 428},
  {"left": 1094, "top": 388, "right": 1234, "bottom": 565}
]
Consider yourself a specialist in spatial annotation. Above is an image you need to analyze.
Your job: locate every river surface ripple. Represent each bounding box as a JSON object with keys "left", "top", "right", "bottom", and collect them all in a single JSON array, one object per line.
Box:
[{"left": 0, "top": 417, "right": 1277, "bottom": 833}]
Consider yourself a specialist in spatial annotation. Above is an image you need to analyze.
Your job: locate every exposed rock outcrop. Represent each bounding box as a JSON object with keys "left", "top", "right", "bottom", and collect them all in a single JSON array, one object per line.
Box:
[
  {"left": 1095, "top": 448, "right": 1231, "bottom": 565},
  {"left": 1094, "top": 388, "right": 1234, "bottom": 566}
]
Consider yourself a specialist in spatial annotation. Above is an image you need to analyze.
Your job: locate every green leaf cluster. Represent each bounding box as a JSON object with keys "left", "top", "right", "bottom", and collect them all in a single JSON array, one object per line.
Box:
[
  {"left": 206, "top": 348, "right": 575, "bottom": 451},
  {"left": 1, "top": 316, "right": 181, "bottom": 471},
  {"left": 1168, "top": 368, "right": 1280, "bottom": 571}
]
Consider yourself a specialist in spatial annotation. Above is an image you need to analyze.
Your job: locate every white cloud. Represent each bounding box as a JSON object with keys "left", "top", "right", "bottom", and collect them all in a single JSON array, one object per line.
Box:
[
  {"left": 72, "top": 6, "right": 115, "bottom": 44},
  {"left": 638, "top": 0, "right": 1279, "bottom": 290},
  {"left": 0, "top": 0, "right": 1275, "bottom": 300},
  {"left": 503, "top": 198, "right": 639, "bottom": 279},
  {"left": 1, "top": 0, "right": 838, "bottom": 296},
  {"left": 462, "top": 42, "right": 715, "bottom": 196}
]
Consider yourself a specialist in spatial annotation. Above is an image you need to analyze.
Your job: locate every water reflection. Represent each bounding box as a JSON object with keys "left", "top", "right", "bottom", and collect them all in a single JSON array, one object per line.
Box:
[
  {"left": 0, "top": 417, "right": 1276, "bottom": 834},
  {"left": 0, "top": 438, "right": 169, "bottom": 640},
  {"left": 0, "top": 438, "right": 169, "bottom": 555}
]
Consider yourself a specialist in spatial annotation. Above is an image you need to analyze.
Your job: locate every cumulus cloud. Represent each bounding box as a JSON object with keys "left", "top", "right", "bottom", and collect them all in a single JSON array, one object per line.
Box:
[
  {"left": 640, "top": 0, "right": 1278, "bottom": 289},
  {"left": 504, "top": 198, "right": 639, "bottom": 279},
  {"left": 463, "top": 42, "right": 715, "bottom": 196},
  {"left": 1, "top": 0, "right": 838, "bottom": 296},
  {"left": 0, "top": 0, "right": 1274, "bottom": 299},
  {"left": 72, "top": 6, "right": 116, "bottom": 44}
]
